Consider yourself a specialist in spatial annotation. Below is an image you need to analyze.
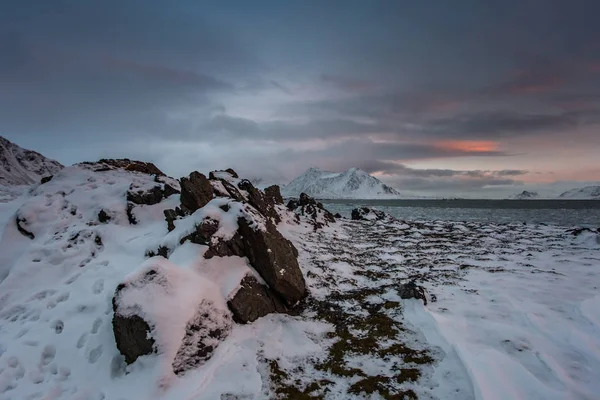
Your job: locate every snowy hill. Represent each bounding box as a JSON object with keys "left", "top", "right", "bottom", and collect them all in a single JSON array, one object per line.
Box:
[
  {"left": 559, "top": 186, "right": 600, "bottom": 199},
  {"left": 0, "top": 136, "right": 63, "bottom": 186},
  {"left": 509, "top": 190, "right": 540, "bottom": 200},
  {"left": 282, "top": 167, "right": 401, "bottom": 199}
]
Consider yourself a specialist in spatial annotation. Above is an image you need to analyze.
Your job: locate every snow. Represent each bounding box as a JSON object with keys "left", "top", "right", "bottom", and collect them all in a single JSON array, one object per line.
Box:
[
  {"left": 282, "top": 167, "right": 402, "bottom": 199},
  {"left": 0, "top": 163, "right": 599, "bottom": 399},
  {"left": 559, "top": 185, "right": 600, "bottom": 199}
]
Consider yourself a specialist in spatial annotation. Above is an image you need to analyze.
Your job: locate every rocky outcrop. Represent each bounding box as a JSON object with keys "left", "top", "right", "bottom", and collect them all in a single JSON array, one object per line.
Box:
[
  {"left": 40, "top": 175, "right": 53, "bottom": 184},
  {"left": 180, "top": 172, "right": 214, "bottom": 213},
  {"left": 227, "top": 275, "right": 288, "bottom": 323},
  {"left": 239, "top": 179, "right": 281, "bottom": 224},
  {"left": 96, "top": 158, "right": 165, "bottom": 176},
  {"left": 180, "top": 218, "right": 220, "bottom": 245},
  {"left": 399, "top": 281, "right": 428, "bottom": 305},
  {"left": 351, "top": 207, "right": 386, "bottom": 221},
  {"left": 237, "top": 218, "right": 305, "bottom": 305},
  {"left": 16, "top": 215, "right": 35, "bottom": 239},
  {"left": 112, "top": 281, "right": 156, "bottom": 364},
  {"left": 127, "top": 185, "right": 164, "bottom": 206},
  {"left": 287, "top": 192, "right": 336, "bottom": 229},
  {"left": 264, "top": 185, "right": 284, "bottom": 205},
  {"left": 98, "top": 209, "right": 111, "bottom": 223}
]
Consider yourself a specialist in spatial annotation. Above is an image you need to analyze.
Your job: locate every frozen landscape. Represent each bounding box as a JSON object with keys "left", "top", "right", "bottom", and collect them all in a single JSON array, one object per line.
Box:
[{"left": 0, "top": 148, "right": 598, "bottom": 400}]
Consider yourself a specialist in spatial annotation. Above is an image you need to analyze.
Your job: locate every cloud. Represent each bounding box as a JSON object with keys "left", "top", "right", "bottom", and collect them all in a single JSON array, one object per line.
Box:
[{"left": 320, "top": 74, "right": 375, "bottom": 92}]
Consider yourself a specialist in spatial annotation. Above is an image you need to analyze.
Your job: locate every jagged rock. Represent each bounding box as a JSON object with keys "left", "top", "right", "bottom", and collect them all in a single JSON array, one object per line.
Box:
[
  {"left": 399, "top": 281, "right": 428, "bottom": 305},
  {"left": 227, "top": 275, "right": 288, "bottom": 323},
  {"left": 127, "top": 185, "right": 164, "bottom": 206},
  {"left": 112, "top": 281, "right": 156, "bottom": 364},
  {"left": 204, "top": 232, "right": 245, "bottom": 259},
  {"left": 164, "top": 209, "right": 178, "bottom": 232},
  {"left": 40, "top": 175, "right": 53, "bottom": 184},
  {"left": 287, "top": 192, "right": 336, "bottom": 229},
  {"left": 97, "top": 158, "right": 165, "bottom": 176},
  {"left": 180, "top": 172, "right": 214, "bottom": 213},
  {"left": 351, "top": 207, "right": 386, "bottom": 221},
  {"left": 15, "top": 216, "right": 34, "bottom": 239},
  {"left": 126, "top": 203, "right": 137, "bottom": 225},
  {"left": 239, "top": 180, "right": 281, "bottom": 224},
  {"left": 180, "top": 218, "right": 219, "bottom": 245},
  {"left": 209, "top": 168, "right": 239, "bottom": 180},
  {"left": 98, "top": 209, "right": 111, "bottom": 223},
  {"left": 264, "top": 185, "right": 284, "bottom": 205},
  {"left": 172, "top": 300, "right": 231, "bottom": 375},
  {"left": 163, "top": 183, "right": 180, "bottom": 198},
  {"left": 237, "top": 218, "right": 306, "bottom": 306},
  {"left": 334, "top": 213, "right": 342, "bottom": 219}
]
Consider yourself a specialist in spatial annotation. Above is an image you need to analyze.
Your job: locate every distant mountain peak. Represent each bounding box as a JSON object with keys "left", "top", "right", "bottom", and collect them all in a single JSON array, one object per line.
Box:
[
  {"left": 559, "top": 186, "right": 600, "bottom": 199},
  {"left": 510, "top": 190, "right": 539, "bottom": 200},
  {"left": 0, "top": 136, "right": 64, "bottom": 186},
  {"left": 282, "top": 167, "right": 401, "bottom": 199}
]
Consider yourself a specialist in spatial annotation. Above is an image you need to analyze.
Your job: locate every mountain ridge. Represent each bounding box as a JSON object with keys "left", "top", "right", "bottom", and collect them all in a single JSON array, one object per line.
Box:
[
  {"left": 282, "top": 167, "right": 402, "bottom": 199},
  {"left": 0, "top": 136, "right": 63, "bottom": 186}
]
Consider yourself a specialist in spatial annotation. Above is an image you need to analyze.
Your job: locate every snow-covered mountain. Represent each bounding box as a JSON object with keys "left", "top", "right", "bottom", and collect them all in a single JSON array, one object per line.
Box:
[
  {"left": 0, "top": 136, "right": 63, "bottom": 186},
  {"left": 509, "top": 190, "right": 540, "bottom": 200},
  {"left": 558, "top": 186, "right": 600, "bottom": 199},
  {"left": 282, "top": 167, "right": 401, "bottom": 199}
]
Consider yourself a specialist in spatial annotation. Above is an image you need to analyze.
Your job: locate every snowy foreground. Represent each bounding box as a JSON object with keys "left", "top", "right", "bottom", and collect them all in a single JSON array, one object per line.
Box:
[{"left": 0, "top": 169, "right": 599, "bottom": 399}]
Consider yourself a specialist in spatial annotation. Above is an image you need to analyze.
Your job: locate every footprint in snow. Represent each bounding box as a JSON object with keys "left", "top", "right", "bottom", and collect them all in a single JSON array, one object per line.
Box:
[
  {"left": 29, "top": 369, "right": 44, "bottom": 384},
  {"left": 76, "top": 333, "right": 88, "bottom": 349},
  {"left": 56, "top": 293, "right": 70, "bottom": 303},
  {"left": 92, "top": 279, "right": 104, "bottom": 294},
  {"left": 57, "top": 366, "right": 70, "bottom": 381},
  {"left": 91, "top": 318, "right": 102, "bottom": 334},
  {"left": 88, "top": 345, "right": 103, "bottom": 364},
  {"left": 40, "top": 345, "right": 56, "bottom": 366},
  {"left": 52, "top": 320, "right": 64, "bottom": 334},
  {"left": 64, "top": 273, "right": 81, "bottom": 285}
]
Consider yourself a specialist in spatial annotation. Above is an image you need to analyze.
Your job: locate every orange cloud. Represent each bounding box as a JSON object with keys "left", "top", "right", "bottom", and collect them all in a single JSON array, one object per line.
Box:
[{"left": 435, "top": 140, "right": 499, "bottom": 153}]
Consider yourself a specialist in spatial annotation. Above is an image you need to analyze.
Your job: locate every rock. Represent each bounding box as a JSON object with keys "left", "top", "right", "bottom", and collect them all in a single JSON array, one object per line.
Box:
[
  {"left": 237, "top": 218, "right": 306, "bottom": 306},
  {"left": 164, "top": 209, "right": 178, "bottom": 232},
  {"left": 126, "top": 203, "right": 137, "bottom": 225},
  {"left": 227, "top": 275, "right": 287, "bottom": 323},
  {"left": 112, "top": 263, "right": 232, "bottom": 373},
  {"left": 238, "top": 180, "right": 281, "bottom": 224},
  {"left": 399, "top": 281, "right": 428, "bottom": 305},
  {"left": 97, "top": 158, "right": 165, "bottom": 176},
  {"left": 209, "top": 169, "right": 239, "bottom": 180},
  {"left": 15, "top": 216, "right": 34, "bottom": 239},
  {"left": 172, "top": 299, "right": 232, "bottom": 375},
  {"left": 98, "top": 209, "right": 111, "bottom": 223},
  {"left": 162, "top": 183, "right": 180, "bottom": 198},
  {"left": 334, "top": 213, "right": 342, "bottom": 219},
  {"left": 112, "top": 282, "right": 156, "bottom": 364},
  {"left": 567, "top": 227, "right": 594, "bottom": 236},
  {"left": 264, "top": 185, "right": 284, "bottom": 205},
  {"left": 286, "top": 192, "right": 336, "bottom": 229},
  {"left": 180, "top": 172, "right": 214, "bottom": 213},
  {"left": 351, "top": 207, "right": 386, "bottom": 221},
  {"left": 127, "top": 185, "right": 164, "bottom": 206},
  {"left": 204, "top": 232, "right": 245, "bottom": 259},
  {"left": 40, "top": 175, "right": 53, "bottom": 184},
  {"left": 180, "top": 218, "right": 219, "bottom": 245}
]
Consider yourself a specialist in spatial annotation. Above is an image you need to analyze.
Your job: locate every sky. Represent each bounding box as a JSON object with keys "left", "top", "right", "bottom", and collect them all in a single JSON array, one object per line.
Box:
[{"left": 1, "top": 0, "right": 599, "bottom": 197}]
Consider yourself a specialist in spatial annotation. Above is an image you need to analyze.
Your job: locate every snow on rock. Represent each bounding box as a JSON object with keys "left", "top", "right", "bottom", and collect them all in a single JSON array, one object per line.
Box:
[
  {"left": 0, "top": 136, "right": 63, "bottom": 186},
  {"left": 286, "top": 192, "right": 336, "bottom": 230},
  {"left": 351, "top": 206, "right": 387, "bottom": 221},
  {"left": 509, "top": 190, "right": 540, "bottom": 199},
  {"left": 558, "top": 185, "right": 600, "bottom": 199},
  {"left": 113, "top": 257, "right": 232, "bottom": 376},
  {"left": 282, "top": 167, "right": 402, "bottom": 199}
]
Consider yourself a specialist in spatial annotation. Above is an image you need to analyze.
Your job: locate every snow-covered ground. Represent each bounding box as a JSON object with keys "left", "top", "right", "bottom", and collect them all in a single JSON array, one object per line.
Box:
[{"left": 0, "top": 165, "right": 598, "bottom": 399}]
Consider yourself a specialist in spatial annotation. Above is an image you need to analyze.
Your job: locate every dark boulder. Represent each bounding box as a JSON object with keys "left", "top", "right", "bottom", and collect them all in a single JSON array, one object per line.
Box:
[
  {"left": 98, "top": 209, "right": 111, "bottom": 223},
  {"left": 227, "top": 275, "right": 288, "bottom": 323},
  {"left": 237, "top": 218, "right": 306, "bottom": 306},
  {"left": 351, "top": 207, "right": 386, "bottom": 221},
  {"left": 334, "top": 213, "right": 342, "bottom": 219},
  {"left": 162, "top": 183, "right": 180, "bottom": 198},
  {"left": 204, "top": 231, "right": 245, "bottom": 259},
  {"left": 126, "top": 203, "right": 137, "bottom": 225},
  {"left": 287, "top": 192, "right": 336, "bottom": 229},
  {"left": 264, "top": 185, "right": 284, "bottom": 205},
  {"left": 112, "top": 282, "right": 156, "bottom": 364},
  {"left": 127, "top": 185, "right": 164, "bottom": 206},
  {"left": 164, "top": 209, "right": 178, "bottom": 232},
  {"left": 40, "top": 175, "right": 53, "bottom": 184},
  {"left": 399, "top": 281, "right": 428, "bottom": 305},
  {"left": 180, "top": 172, "right": 214, "bottom": 213}
]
